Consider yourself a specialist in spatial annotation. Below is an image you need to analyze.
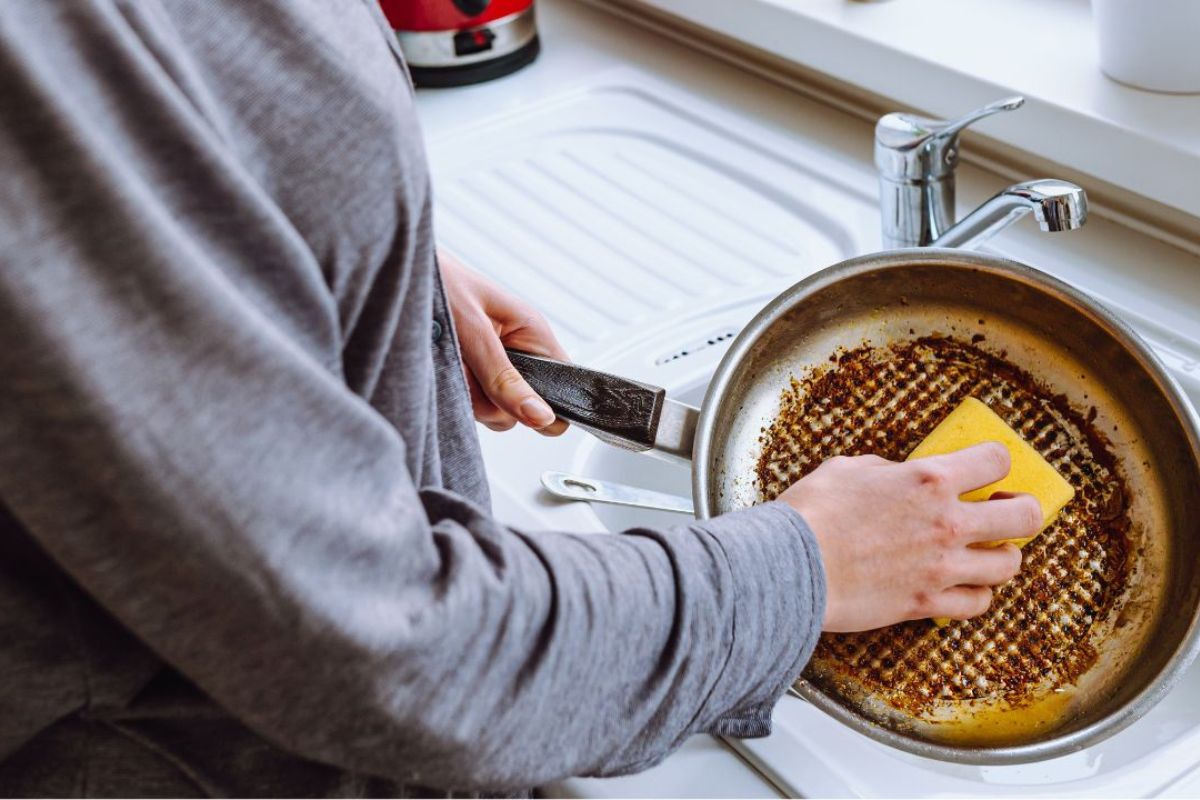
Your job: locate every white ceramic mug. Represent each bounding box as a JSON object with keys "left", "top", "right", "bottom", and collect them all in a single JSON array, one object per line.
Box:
[{"left": 1093, "top": 0, "right": 1200, "bottom": 94}]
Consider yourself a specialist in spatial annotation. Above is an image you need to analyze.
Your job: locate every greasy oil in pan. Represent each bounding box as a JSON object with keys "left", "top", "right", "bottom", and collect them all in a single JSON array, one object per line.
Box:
[{"left": 756, "top": 336, "right": 1134, "bottom": 741}]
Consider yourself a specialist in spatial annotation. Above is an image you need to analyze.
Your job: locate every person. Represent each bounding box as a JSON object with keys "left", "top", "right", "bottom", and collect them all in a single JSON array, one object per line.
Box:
[{"left": 0, "top": 1, "right": 1041, "bottom": 796}]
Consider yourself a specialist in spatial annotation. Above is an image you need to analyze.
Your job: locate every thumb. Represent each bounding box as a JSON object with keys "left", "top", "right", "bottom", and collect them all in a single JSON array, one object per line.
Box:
[{"left": 463, "top": 336, "right": 557, "bottom": 430}]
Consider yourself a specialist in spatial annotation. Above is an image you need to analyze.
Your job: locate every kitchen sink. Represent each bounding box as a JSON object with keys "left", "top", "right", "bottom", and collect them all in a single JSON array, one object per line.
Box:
[{"left": 421, "top": 63, "right": 1200, "bottom": 798}]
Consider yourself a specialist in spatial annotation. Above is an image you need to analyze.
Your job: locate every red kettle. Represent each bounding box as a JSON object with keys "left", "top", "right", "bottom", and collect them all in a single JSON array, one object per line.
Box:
[{"left": 378, "top": 0, "right": 539, "bottom": 88}]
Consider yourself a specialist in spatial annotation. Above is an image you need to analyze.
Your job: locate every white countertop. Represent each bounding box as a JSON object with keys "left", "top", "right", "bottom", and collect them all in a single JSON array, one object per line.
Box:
[{"left": 598, "top": 0, "right": 1200, "bottom": 221}]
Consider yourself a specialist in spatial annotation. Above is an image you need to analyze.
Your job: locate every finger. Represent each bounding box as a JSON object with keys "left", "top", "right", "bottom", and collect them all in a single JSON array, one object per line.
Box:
[
  {"left": 500, "top": 316, "right": 571, "bottom": 436},
  {"left": 503, "top": 319, "right": 570, "bottom": 363},
  {"left": 537, "top": 417, "right": 570, "bottom": 437},
  {"left": 959, "top": 492, "right": 1043, "bottom": 545},
  {"left": 929, "top": 586, "right": 994, "bottom": 621},
  {"left": 951, "top": 543, "right": 1023, "bottom": 587},
  {"left": 920, "top": 441, "right": 1011, "bottom": 493},
  {"left": 464, "top": 369, "right": 518, "bottom": 429},
  {"left": 487, "top": 295, "right": 571, "bottom": 363},
  {"left": 459, "top": 326, "right": 558, "bottom": 430}
]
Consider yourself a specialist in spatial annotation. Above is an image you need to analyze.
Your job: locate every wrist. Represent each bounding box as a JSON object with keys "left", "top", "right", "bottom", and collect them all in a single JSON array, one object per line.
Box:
[{"left": 773, "top": 494, "right": 837, "bottom": 630}]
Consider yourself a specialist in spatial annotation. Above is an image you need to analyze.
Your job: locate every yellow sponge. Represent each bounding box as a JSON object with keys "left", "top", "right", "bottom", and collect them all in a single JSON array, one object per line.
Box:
[{"left": 906, "top": 397, "right": 1075, "bottom": 625}]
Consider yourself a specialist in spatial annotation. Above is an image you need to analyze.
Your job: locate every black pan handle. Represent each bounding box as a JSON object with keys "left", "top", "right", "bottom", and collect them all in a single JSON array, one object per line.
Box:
[{"left": 506, "top": 349, "right": 665, "bottom": 451}]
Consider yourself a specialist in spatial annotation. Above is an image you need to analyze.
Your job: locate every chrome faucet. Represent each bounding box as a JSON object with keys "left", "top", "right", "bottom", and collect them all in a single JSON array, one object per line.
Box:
[{"left": 875, "top": 96, "right": 1088, "bottom": 249}]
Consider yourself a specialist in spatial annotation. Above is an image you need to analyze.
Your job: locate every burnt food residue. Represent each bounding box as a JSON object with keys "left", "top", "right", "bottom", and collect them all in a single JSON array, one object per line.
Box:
[{"left": 755, "top": 336, "right": 1132, "bottom": 717}]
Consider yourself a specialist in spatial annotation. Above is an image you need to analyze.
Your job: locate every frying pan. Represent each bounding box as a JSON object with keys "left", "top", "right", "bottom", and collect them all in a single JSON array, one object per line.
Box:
[{"left": 509, "top": 248, "right": 1200, "bottom": 763}]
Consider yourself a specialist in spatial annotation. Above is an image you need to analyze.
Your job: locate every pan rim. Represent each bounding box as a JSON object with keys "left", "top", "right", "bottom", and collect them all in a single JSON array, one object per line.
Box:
[{"left": 692, "top": 247, "right": 1200, "bottom": 764}]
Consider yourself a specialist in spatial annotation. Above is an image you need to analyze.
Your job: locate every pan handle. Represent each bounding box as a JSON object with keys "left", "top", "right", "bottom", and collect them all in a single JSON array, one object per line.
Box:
[
  {"left": 506, "top": 349, "right": 664, "bottom": 451},
  {"left": 506, "top": 349, "right": 698, "bottom": 460}
]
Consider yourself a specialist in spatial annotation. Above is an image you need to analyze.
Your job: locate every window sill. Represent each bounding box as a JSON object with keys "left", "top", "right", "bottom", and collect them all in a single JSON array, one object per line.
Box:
[{"left": 597, "top": 0, "right": 1200, "bottom": 221}]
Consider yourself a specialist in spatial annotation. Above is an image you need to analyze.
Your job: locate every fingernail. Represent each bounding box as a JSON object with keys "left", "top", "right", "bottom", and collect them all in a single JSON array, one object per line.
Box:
[{"left": 520, "top": 397, "right": 556, "bottom": 427}]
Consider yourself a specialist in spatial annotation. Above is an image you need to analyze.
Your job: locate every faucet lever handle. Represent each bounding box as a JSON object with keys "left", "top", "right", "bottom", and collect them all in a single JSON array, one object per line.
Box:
[
  {"left": 931, "top": 95, "right": 1025, "bottom": 143},
  {"left": 875, "top": 95, "right": 1024, "bottom": 181}
]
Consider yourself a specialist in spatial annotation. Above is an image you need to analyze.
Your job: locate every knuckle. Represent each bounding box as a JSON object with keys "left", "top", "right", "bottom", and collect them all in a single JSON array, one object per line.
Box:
[
  {"left": 973, "top": 588, "right": 995, "bottom": 616},
  {"left": 931, "top": 510, "right": 962, "bottom": 548},
  {"left": 913, "top": 461, "right": 948, "bottom": 493},
  {"left": 911, "top": 590, "right": 936, "bottom": 618},
  {"left": 472, "top": 400, "right": 509, "bottom": 425},
  {"left": 982, "top": 441, "right": 1011, "bottom": 474},
  {"left": 477, "top": 410, "right": 510, "bottom": 427},
  {"left": 1003, "top": 544, "right": 1024, "bottom": 576},
  {"left": 507, "top": 306, "right": 552, "bottom": 339},
  {"left": 946, "top": 510, "right": 969, "bottom": 543},
  {"left": 522, "top": 309, "right": 552, "bottom": 333},
  {"left": 1021, "top": 497, "right": 1043, "bottom": 533},
  {"left": 488, "top": 365, "right": 526, "bottom": 396}
]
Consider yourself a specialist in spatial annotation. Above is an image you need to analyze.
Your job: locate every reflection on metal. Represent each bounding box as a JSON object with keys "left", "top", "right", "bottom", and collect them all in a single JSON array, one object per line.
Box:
[
  {"left": 875, "top": 96, "right": 1088, "bottom": 249},
  {"left": 540, "top": 471, "right": 694, "bottom": 514}
]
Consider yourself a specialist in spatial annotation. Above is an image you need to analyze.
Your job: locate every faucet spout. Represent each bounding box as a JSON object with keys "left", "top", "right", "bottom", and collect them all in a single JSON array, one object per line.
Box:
[{"left": 931, "top": 179, "right": 1088, "bottom": 250}]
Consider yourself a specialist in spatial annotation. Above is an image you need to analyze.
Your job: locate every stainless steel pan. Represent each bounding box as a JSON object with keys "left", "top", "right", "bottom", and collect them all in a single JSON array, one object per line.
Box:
[{"left": 509, "top": 248, "right": 1200, "bottom": 763}]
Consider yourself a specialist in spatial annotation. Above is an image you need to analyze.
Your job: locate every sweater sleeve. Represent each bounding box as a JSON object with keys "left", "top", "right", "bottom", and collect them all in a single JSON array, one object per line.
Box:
[{"left": 0, "top": 2, "right": 825, "bottom": 792}]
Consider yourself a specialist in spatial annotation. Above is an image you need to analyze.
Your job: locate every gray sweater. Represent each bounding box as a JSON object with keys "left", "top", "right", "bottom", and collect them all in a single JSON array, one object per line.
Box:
[{"left": 0, "top": 1, "right": 825, "bottom": 795}]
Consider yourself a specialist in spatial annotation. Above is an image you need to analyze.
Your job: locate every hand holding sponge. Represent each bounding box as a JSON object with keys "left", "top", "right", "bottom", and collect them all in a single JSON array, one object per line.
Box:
[{"left": 906, "top": 397, "right": 1075, "bottom": 624}]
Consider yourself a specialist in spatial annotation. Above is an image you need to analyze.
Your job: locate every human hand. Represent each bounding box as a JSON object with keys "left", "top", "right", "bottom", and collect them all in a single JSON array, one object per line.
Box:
[
  {"left": 439, "top": 248, "right": 569, "bottom": 435},
  {"left": 779, "top": 443, "right": 1041, "bottom": 632}
]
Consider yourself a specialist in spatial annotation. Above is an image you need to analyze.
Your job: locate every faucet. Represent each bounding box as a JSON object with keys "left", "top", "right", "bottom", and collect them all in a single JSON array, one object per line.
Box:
[{"left": 875, "top": 96, "right": 1088, "bottom": 249}]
